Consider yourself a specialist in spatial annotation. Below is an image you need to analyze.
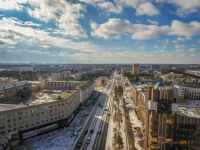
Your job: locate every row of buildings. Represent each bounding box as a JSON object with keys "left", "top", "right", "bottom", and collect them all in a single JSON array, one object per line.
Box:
[
  {"left": 131, "top": 82, "right": 200, "bottom": 150},
  {"left": 0, "top": 80, "right": 94, "bottom": 141}
]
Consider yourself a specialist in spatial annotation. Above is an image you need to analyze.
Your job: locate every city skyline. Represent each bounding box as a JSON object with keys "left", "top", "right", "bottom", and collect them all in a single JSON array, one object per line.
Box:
[{"left": 0, "top": 0, "right": 200, "bottom": 63}]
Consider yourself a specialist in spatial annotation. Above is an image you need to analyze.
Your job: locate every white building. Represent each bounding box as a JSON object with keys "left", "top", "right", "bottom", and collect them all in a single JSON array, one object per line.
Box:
[
  {"left": 51, "top": 71, "right": 71, "bottom": 81},
  {"left": 20, "top": 67, "right": 33, "bottom": 72},
  {"left": 174, "top": 85, "right": 200, "bottom": 100}
]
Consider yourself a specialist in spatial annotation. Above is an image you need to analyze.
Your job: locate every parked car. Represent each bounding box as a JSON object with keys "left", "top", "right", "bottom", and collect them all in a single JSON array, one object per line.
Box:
[
  {"left": 107, "top": 113, "right": 111, "bottom": 116},
  {"left": 77, "top": 140, "right": 82, "bottom": 148},
  {"left": 90, "top": 129, "right": 94, "bottom": 134},
  {"left": 86, "top": 137, "right": 90, "bottom": 144},
  {"left": 97, "top": 129, "right": 101, "bottom": 134},
  {"left": 104, "top": 108, "right": 108, "bottom": 111},
  {"left": 84, "top": 130, "right": 88, "bottom": 135}
]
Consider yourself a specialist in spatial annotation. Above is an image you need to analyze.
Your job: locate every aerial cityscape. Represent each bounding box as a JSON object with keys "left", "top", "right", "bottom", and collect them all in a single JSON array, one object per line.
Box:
[{"left": 0, "top": 0, "right": 200, "bottom": 150}]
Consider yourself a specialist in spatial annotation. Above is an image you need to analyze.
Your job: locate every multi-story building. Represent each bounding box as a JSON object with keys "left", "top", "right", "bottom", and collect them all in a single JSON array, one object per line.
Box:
[
  {"left": 131, "top": 82, "right": 179, "bottom": 150},
  {"left": 0, "top": 82, "right": 31, "bottom": 103},
  {"left": 45, "top": 81, "right": 83, "bottom": 90},
  {"left": 0, "top": 89, "right": 80, "bottom": 139},
  {"left": 151, "top": 64, "right": 160, "bottom": 70},
  {"left": 132, "top": 63, "right": 140, "bottom": 75},
  {"left": 51, "top": 72, "right": 71, "bottom": 81},
  {"left": 174, "top": 85, "right": 200, "bottom": 100},
  {"left": 20, "top": 67, "right": 33, "bottom": 72},
  {"left": 27, "top": 81, "right": 45, "bottom": 91},
  {"left": 0, "top": 78, "right": 18, "bottom": 86},
  {"left": 0, "top": 64, "right": 31, "bottom": 69},
  {"left": 77, "top": 81, "right": 94, "bottom": 103}
]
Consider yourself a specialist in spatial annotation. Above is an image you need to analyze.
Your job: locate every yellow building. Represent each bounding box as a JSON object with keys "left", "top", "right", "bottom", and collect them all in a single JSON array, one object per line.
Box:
[
  {"left": 132, "top": 63, "right": 140, "bottom": 75},
  {"left": 0, "top": 78, "right": 18, "bottom": 86}
]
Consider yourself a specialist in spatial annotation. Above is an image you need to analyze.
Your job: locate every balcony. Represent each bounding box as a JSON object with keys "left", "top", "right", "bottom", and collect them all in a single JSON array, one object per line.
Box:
[
  {"left": 149, "top": 142, "right": 159, "bottom": 149},
  {"left": 149, "top": 136, "right": 173, "bottom": 143},
  {"left": 150, "top": 130, "right": 158, "bottom": 137},
  {"left": 150, "top": 116, "right": 158, "bottom": 124},
  {"left": 167, "top": 119, "right": 174, "bottom": 125},
  {"left": 167, "top": 125, "right": 174, "bottom": 131},
  {"left": 149, "top": 123, "right": 158, "bottom": 131}
]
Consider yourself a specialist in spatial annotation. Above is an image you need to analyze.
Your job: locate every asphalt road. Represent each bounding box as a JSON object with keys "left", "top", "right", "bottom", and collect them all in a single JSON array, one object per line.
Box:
[{"left": 73, "top": 71, "right": 122, "bottom": 150}]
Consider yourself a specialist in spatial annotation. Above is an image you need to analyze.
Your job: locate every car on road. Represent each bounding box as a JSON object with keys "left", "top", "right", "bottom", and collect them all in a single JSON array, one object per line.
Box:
[
  {"left": 107, "top": 113, "right": 111, "bottom": 116},
  {"left": 86, "top": 137, "right": 90, "bottom": 144},
  {"left": 90, "top": 129, "right": 94, "bottom": 134},
  {"left": 97, "top": 129, "right": 101, "bottom": 134},
  {"left": 77, "top": 140, "right": 83, "bottom": 148},
  {"left": 84, "top": 129, "right": 88, "bottom": 135},
  {"left": 104, "top": 108, "right": 108, "bottom": 111}
]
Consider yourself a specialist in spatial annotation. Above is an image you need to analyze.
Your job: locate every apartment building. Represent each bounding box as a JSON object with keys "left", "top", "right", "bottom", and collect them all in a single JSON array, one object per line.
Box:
[
  {"left": 131, "top": 82, "right": 179, "bottom": 150},
  {"left": 51, "top": 72, "right": 71, "bottom": 81},
  {"left": 27, "top": 81, "right": 45, "bottom": 91},
  {"left": 77, "top": 81, "right": 94, "bottom": 103},
  {"left": 151, "top": 64, "right": 160, "bottom": 70},
  {"left": 45, "top": 81, "right": 83, "bottom": 90},
  {"left": 0, "top": 89, "right": 80, "bottom": 139},
  {"left": 173, "top": 111, "right": 200, "bottom": 150},
  {"left": 174, "top": 85, "right": 200, "bottom": 100},
  {"left": 132, "top": 63, "right": 140, "bottom": 75},
  {"left": 0, "top": 82, "right": 31, "bottom": 103},
  {"left": 0, "top": 78, "right": 18, "bottom": 86}
]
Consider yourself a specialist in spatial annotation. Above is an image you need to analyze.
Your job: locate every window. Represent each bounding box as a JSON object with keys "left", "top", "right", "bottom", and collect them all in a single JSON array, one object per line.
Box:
[
  {"left": 13, "top": 118, "right": 16, "bottom": 121},
  {"left": 7, "top": 120, "right": 10, "bottom": 123},
  {"left": 18, "top": 117, "right": 23, "bottom": 120},
  {"left": 1, "top": 131, "right": 5, "bottom": 134},
  {"left": 13, "top": 123, "right": 16, "bottom": 126},
  {"left": 19, "top": 126, "right": 23, "bottom": 129},
  {"left": 18, "top": 112, "right": 22, "bottom": 115},
  {"left": 8, "top": 125, "right": 11, "bottom": 128},
  {"left": 8, "top": 130, "right": 11, "bottom": 132},
  {"left": 7, "top": 115, "right": 10, "bottom": 118}
]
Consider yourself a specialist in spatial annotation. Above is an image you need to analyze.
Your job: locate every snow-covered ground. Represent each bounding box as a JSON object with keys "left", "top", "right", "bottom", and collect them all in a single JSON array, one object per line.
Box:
[
  {"left": 178, "top": 107, "right": 200, "bottom": 118},
  {"left": 14, "top": 102, "right": 96, "bottom": 150}
]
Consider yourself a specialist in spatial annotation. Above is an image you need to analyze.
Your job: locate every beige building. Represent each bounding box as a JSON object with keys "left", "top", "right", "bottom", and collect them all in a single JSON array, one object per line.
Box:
[
  {"left": 51, "top": 72, "right": 71, "bottom": 81},
  {"left": 0, "top": 82, "right": 31, "bottom": 103},
  {"left": 0, "top": 78, "right": 18, "bottom": 86},
  {"left": 77, "top": 81, "right": 94, "bottom": 103},
  {"left": 0, "top": 89, "right": 80, "bottom": 138},
  {"left": 45, "top": 81, "right": 84, "bottom": 90},
  {"left": 132, "top": 63, "right": 140, "bottom": 75},
  {"left": 27, "top": 81, "right": 45, "bottom": 92}
]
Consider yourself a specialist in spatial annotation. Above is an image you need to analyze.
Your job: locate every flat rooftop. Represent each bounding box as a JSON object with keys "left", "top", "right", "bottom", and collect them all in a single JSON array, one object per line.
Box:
[
  {"left": 132, "top": 84, "right": 147, "bottom": 92},
  {"left": 59, "top": 89, "right": 79, "bottom": 99},
  {"left": 46, "top": 81, "right": 82, "bottom": 83},
  {"left": 0, "top": 81, "right": 30, "bottom": 91},
  {"left": 0, "top": 104, "right": 27, "bottom": 112},
  {"left": 175, "top": 107, "right": 200, "bottom": 118}
]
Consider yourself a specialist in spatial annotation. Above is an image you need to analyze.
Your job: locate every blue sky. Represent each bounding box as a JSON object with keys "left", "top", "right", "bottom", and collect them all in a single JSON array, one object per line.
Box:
[{"left": 0, "top": 0, "right": 200, "bottom": 64}]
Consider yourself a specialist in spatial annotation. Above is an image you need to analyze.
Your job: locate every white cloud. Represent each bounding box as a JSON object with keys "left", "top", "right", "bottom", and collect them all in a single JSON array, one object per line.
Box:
[
  {"left": 173, "top": 41, "right": 178, "bottom": 43},
  {"left": 139, "top": 46, "right": 146, "bottom": 49},
  {"left": 162, "top": 53, "right": 176, "bottom": 57},
  {"left": 190, "top": 54, "right": 197, "bottom": 57},
  {"left": 97, "top": 2, "right": 123, "bottom": 14},
  {"left": 177, "top": 37, "right": 191, "bottom": 41},
  {"left": 180, "top": 53, "right": 187, "bottom": 57},
  {"left": 189, "top": 48, "right": 198, "bottom": 52},
  {"left": 192, "top": 44, "right": 196, "bottom": 46},
  {"left": 91, "top": 19, "right": 200, "bottom": 40},
  {"left": 163, "top": 39, "right": 169, "bottom": 43},
  {"left": 6, "top": 0, "right": 88, "bottom": 38},
  {"left": 156, "top": 0, "right": 200, "bottom": 17},
  {"left": 175, "top": 49, "right": 184, "bottom": 53},
  {"left": 154, "top": 50, "right": 165, "bottom": 53},
  {"left": 0, "top": 17, "right": 101, "bottom": 52},
  {"left": 175, "top": 45, "right": 186, "bottom": 48},
  {"left": 136, "top": 3, "right": 159, "bottom": 16},
  {"left": 155, "top": 45, "right": 159, "bottom": 49},
  {"left": 144, "top": 54, "right": 158, "bottom": 57},
  {"left": 147, "top": 19, "right": 158, "bottom": 25}
]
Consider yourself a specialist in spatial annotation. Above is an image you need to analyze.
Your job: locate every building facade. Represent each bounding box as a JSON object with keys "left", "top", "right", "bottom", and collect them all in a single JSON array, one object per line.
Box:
[
  {"left": 0, "top": 89, "right": 80, "bottom": 138},
  {"left": 132, "top": 64, "right": 140, "bottom": 75},
  {"left": 45, "top": 81, "right": 83, "bottom": 90},
  {"left": 51, "top": 72, "right": 71, "bottom": 81},
  {"left": 151, "top": 64, "right": 160, "bottom": 70},
  {"left": 0, "top": 78, "right": 18, "bottom": 86},
  {"left": 0, "top": 82, "right": 31, "bottom": 103},
  {"left": 77, "top": 81, "right": 94, "bottom": 103}
]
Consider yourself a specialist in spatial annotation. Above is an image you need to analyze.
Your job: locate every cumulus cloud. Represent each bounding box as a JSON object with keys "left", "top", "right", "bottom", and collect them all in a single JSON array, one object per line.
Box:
[
  {"left": 192, "top": 44, "right": 196, "bottom": 46},
  {"left": 144, "top": 54, "right": 158, "bottom": 57},
  {"left": 154, "top": 50, "right": 165, "bottom": 53},
  {"left": 155, "top": 45, "right": 159, "bottom": 49},
  {"left": 175, "top": 49, "right": 184, "bottom": 53},
  {"left": 156, "top": 0, "right": 200, "bottom": 17},
  {"left": 180, "top": 53, "right": 187, "bottom": 57},
  {"left": 190, "top": 54, "right": 197, "bottom": 57},
  {"left": 147, "top": 19, "right": 158, "bottom": 25},
  {"left": 91, "top": 18, "right": 200, "bottom": 40},
  {"left": 136, "top": 3, "right": 159, "bottom": 16},
  {"left": 0, "top": 17, "right": 100, "bottom": 52},
  {"left": 175, "top": 45, "right": 186, "bottom": 48},
  {"left": 162, "top": 53, "right": 176, "bottom": 57},
  {"left": 139, "top": 46, "right": 146, "bottom": 49},
  {"left": 163, "top": 39, "right": 169, "bottom": 43},
  {"left": 189, "top": 48, "right": 198, "bottom": 52}
]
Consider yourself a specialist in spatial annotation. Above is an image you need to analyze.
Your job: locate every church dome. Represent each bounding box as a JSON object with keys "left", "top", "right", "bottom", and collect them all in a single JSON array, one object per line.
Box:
[{"left": 156, "top": 82, "right": 165, "bottom": 87}]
